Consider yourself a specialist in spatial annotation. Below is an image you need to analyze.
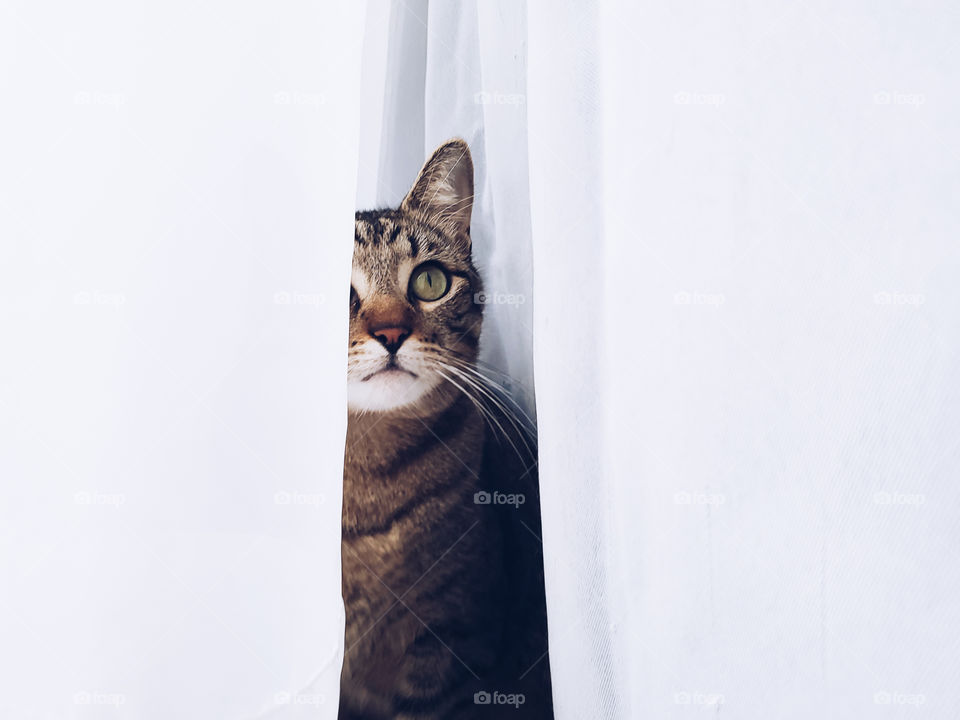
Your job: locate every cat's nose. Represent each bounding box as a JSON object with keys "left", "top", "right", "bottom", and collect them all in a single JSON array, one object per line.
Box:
[{"left": 370, "top": 326, "right": 410, "bottom": 354}]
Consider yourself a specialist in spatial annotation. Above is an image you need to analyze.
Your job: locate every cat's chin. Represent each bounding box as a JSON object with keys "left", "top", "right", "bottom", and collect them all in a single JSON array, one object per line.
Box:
[{"left": 347, "top": 370, "right": 441, "bottom": 414}]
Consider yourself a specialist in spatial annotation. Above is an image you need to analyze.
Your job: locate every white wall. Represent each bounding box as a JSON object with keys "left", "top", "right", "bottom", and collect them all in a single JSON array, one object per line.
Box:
[{"left": 0, "top": 2, "right": 364, "bottom": 718}]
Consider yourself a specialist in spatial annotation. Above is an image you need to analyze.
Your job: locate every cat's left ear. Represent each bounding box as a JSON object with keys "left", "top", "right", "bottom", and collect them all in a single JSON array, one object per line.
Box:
[{"left": 402, "top": 139, "right": 474, "bottom": 235}]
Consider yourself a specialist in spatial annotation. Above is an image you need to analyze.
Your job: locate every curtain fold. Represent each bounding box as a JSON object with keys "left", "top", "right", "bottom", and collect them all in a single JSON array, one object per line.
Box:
[
  {"left": 360, "top": 3, "right": 623, "bottom": 717},
  {"left": 527, "top": 2, "right": 623, "bottom": 717}
]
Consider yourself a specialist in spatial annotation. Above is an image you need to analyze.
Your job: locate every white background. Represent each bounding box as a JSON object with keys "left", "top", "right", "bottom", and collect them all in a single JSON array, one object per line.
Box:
[
  {"left": 3, "top": 1, "right": 960, "bottom": 719},
  {"left": 1, "top": 2, "right": 364, "bottom": 718},
  {"left": 530, "top": 1, "right": 960, "bottom": 718}
]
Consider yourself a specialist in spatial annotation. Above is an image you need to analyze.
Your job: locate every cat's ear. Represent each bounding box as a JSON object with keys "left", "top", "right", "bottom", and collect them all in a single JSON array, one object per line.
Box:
[{"left": 401, "top": 139, "right": 474, "bottom": 233}]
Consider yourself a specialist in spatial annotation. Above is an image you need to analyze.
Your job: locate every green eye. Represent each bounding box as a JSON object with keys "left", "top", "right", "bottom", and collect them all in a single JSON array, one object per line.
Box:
[{"left": 410, "top": 263, "right": 450, "bottom": 301}]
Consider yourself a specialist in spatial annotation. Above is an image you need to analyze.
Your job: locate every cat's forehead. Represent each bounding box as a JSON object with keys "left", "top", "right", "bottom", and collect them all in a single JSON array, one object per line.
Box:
[
  {"left": 355, "top": 212, "right": 415, "bottom": 257},
  {"left": 354, "top": 211, "right": 452, "bottom": 254},
  {"left": 353, "top": 210, "right": 467, "bottom": 286},
  {"left": 353, "top": 213, "right": 415, "bottom": 288}
]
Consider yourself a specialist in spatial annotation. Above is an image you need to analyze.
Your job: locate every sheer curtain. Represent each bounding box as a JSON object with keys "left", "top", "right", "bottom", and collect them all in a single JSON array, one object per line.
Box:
[
  {"left": 1, "top": 3, "right": 364, "bottom": 718},
  {"left": 364, "top": 1, "right": 960, "bottom": 718},
  {"left": 358, "top": 2, "right": 619, "bottom": 716},
  {"left": 530, "top": 0, "right": 960, "bottom": 718}
]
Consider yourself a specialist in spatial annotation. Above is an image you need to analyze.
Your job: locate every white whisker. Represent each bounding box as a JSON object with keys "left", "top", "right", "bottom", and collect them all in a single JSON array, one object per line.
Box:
[{"left": 430, "top": 355, "right": 535, "bottom": 461}]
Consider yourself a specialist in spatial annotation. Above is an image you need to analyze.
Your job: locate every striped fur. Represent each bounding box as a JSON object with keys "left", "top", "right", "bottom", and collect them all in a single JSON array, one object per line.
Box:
[{"left": 340, "top": 140, "right": 553, "bottom": 719}]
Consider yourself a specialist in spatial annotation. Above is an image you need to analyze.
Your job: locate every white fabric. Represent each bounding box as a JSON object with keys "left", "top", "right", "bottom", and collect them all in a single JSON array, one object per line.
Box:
[
  {"left": 1, "top": 3, "right": 365, "bottom": 718},
  {"left": 531, "top": 0, "right": 960, "bottom": 717},
  {"left": 527, "top": 4, "right": 622, "bottom": 718},
  {"left": 365, "top": 1, "right": 960, "bottom": 717}
]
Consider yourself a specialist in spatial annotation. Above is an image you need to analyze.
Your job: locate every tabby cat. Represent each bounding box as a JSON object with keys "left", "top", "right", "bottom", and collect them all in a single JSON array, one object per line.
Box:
[{"left": 340, "top": 139, "right": 553, "bottom": 719}]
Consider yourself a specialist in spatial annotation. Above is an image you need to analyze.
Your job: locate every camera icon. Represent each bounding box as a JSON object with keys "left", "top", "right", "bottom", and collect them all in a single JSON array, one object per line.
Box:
[
  {"left": 474, "top": 691, "right": 491, "bottom": 705},
  {"left": 474, "top": 491, "right": 491, "bottom": 505}
]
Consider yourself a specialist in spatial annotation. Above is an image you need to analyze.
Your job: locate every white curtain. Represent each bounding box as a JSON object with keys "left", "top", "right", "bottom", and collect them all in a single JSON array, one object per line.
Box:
[
  {"left": 356, "top": 4, "right": 632, "bottom": 717},
  {"left": 364, "top": 0, "right": 960, "bottom": 717},
  {"left": 1, "top": 3, "right": 365, "bottom": 718},
  {"left": 530, "top": 0, "right": 960, "bottom": 718}
]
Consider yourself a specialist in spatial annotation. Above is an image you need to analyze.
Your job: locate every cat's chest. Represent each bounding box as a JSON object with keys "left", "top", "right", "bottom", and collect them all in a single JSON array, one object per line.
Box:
[
  {"left": 341, "top": 440, "right": 482, "bottom": 533},
  {"left": 341, "top": 401, "right": 484, "bottom": 538},
  {"left": 340, "top": 423, "right": 486, "bottom": 605}
]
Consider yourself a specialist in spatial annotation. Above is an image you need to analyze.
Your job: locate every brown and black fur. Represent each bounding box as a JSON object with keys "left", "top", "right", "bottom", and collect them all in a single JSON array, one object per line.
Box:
[{"left": 340, "top": 140, "right": 553, "bottom": 719}]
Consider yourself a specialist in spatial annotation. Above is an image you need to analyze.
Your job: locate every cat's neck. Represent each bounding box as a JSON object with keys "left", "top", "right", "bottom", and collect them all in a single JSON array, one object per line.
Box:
[{"left": 344, "top": 391, "right": 474, "bottom": 464}]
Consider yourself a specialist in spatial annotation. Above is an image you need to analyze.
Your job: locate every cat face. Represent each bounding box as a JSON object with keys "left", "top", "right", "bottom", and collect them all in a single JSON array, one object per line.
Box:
[{"left": 347, "top": 140, "right": 483, "bottom": 413}]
